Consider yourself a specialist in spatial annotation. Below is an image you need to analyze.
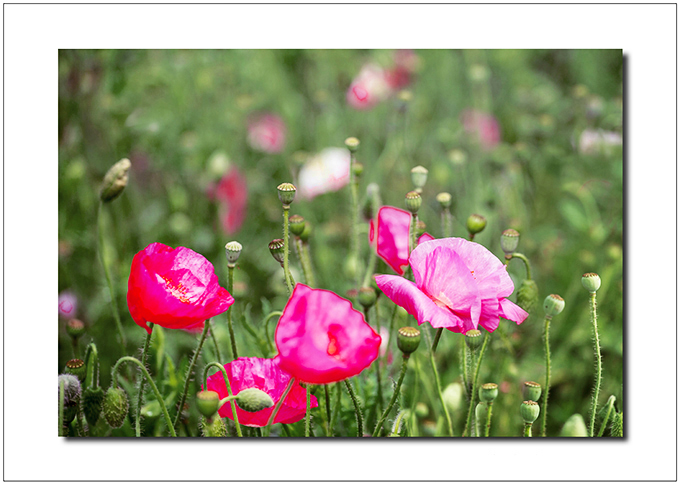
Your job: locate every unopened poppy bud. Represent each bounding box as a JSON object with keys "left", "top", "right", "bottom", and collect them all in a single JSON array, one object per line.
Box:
[
  {"left": 582, "top": 272, "right": 601, "bottom": 293},
  {"left": 82, "top": 387, "right": 105, "bottom": 426},
  {"left": 200, "top": 415, "right": 228, "bottom": 437},
  {"left": 415, "top": 220, "right": 427, "bottom": 238},
  {"left": 523, "top": 381, "right": 542, "bottom": 402},
  {"left": 405, "top": 191, "right": 422, "bottom": 214},
  {"left": 66, "top": 319, "right": 86, "bottom": 339},
  {"left": 352, "top": 162, "right": 364, "bottom": 177},
  {"left": 289, "top": 215, "right": 306, "bottom": 236},
  {"left": 560, "top": 413, "right": 588, "bottom": 437},
  {"left": 611, "top": 412, "right": 623, "bottom": 438},
  {"left": 520, "top": 400, "right": 540, "bottom": 424},
  {"left": 410, "top": 165, "right": 429, "bottom": 191},
  {"left": 478, "top": 383, "right": 499, "bottom": 403},
  {"left": 103, "top": 387, "right": 129, "bottom": 429},
  {"left": 225, "top": 241, "right": 242, "bottom": 265},
  {"left": 268, "top": 239, "right": 285, "bottom": 264},
  {"left": 397, "top": 326, "right": 421, "bottom": 355},
  {"left": 344, "top": 136, "right": 360, "bottom": 153},
  {"left": 65, "top": 359, "right": 87, "bottom": 382},
  {"left": 500, "top": 229, "right": 520, "bottom": 254},
  {"left": 277, "top": 182, "right": 296, "bottom": 207},
  {"left": 466, "top": 214, "right": 487, "bottom": 235},
  {"left": 58, "top": 374, "right": 82, "bottom": 409},
  {"left": 516, "top": 279, "right": 539, "bottom": 313},
  {"left": 436, "top": 192, "right": 452, "bottom": 209},
  {"left": 235, "top": 387, "right": 275, "bottom": 413},
  {"left": 196, "top": 390, "right": 221, "bottom": 418},
  {"left": 358, "top": 287, "right": 377, "bottom": 309},
  {"left": 465, "top": 329, "right": 483, "bottom": 351},
  {"left": 100, "top": 158, "right": 131, "bottom": 202},
  {"left": 299, "top": 222, "right": 312, "bottom": 242},
  {"left": 543, "top": 294, "right": 565, "bottom": 318}
]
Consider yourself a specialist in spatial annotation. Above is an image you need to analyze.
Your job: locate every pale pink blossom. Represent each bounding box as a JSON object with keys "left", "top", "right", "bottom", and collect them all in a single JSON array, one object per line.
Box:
[
  {"left": 346, "top": 63, "right": 392, "bottom": 110},
  {"left": 297, "top": 148, "right": 350, "bottom": 200},
  {"left": 578, "top": 129, "right": 622, "bottom": 155},
  {"left": 58, "top": 291, "right": 78, "bottom": 319},
  {"left": 461, "top": 109, "right": 501, "bottom": 150},
  {"left": 247, "top": 113, "right": 286, "bottom": 154}
]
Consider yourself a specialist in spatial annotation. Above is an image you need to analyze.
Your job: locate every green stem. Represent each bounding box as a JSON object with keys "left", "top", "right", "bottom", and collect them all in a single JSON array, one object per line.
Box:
[
  {"left": 589, "top": 292, "right": 603, "bottom": 437},
  {"left": 464, "top": 332, "right": 490, "bottom": 437},
  {"left": 344, "top": 379, "right": 363, "bottom": 437},
  {"left": 96, "top": 202, "right": 126, "bottom": 355},
  {"left": 295, "top": 238, "right": 313, "bottom": 286},
  {"left": 362, "top": 250, "right": 378, "bottom": 289},
  {"left": 84, "top": 343, "right": 99, "bottom": 388},
  {"left": 424, "top": 328, "right": 454, "bottom": 436},
  {"left": 305, "top": 384, "right": 312, "bottom": 437},
  {"left": 263, "top": 311, "right": 282, "bottom": 355},
  {"left": 265, "top": 376, "right": 296, "bottom": 435},
  {"left": 135, "top": 322, "right": 154, "bottom": 438},
  {"left": 329, "top": 382, "right": 341, "bottom": 435},
  {"left": 542, "top": 316, "right": 552, "bottom": 437},
  {"left": 524, "top": 423, "right": 532, "bottom": 437},
  {"left": 59, "top": 380, "right": 65, "bottom": 437},
  {"left": 597, "top": 402, "right": 614, "bottom": 438},
  {"left": 409, "top": 213, "right": 418, "bottom": 255},
  {"left": 226, "top": 265, "right": 238, "bottom": 360},
  {"left": 349, "top": 151, "right": 360, "bottom": 289},
  {"left": 441, "top": 208, "right": 452, "bottom": 238},
  {"left": 173, "top": 320, "right": 211, "bottom": 433},
  {"left": 390, "top": 410, "right": 408, "bottom": 437},
  {"left": 301, "top": 241, "right": 317, "bottom": 287},
  {"left": 324, "top": 384, "right": 332, "bottom": 437},
  {"left": 485, "top": 402, "right": 493, "bottom": 437},
  {"left": 373, "top": 354, "right": 409, "bottom": 436},
  {"left": 282, "top": 207, "right": 294, "bottom": 295},
  {"left": 209, "top": 327, "right": 222, "bottom": 365},
  {"left": 432, "top": 328, "right": 443, "bottom": 353},
  {"left": 112, "top": 356, "right": 176, "bottom": 437},
  {"left": 202, "top": 362, "right": 241, "bottom": 437},
  {"left": 462, "top": 339, "right": 470, "bottom": 400},
  {"left": 510, "top": 252, "right": 532, "bottom": 280}
]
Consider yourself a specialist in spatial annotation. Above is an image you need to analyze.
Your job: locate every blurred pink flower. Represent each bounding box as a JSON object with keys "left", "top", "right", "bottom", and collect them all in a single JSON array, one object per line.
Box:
[
  {"left": 247, "top": 113, "right": 286, "bottom": 154},
  {"left": 385, "top": 49, "right": 419, "bottom": 90},
  {"left": 578, "top": 129, "right": 622, "bottom": 155},
  {"left": 212, "top": 167, "right": 247, "bottom": 235},
  {"left": 461, "top": 109, "right": 501, "bottom": 150},
  {"left": 375, "top": 238, "right": 528, "bottom": 334},
  {"left": 346, "top": 63, "right": 392, "bottom": 110},
  {"left": 58, "top": 291, "right": 78, "bottom": 319},
  {"left": 297, "top": 148, "right": 350, "bottom": 200},
  {"left": 369, "top": 206, "right": 434, "bottom": 276}
]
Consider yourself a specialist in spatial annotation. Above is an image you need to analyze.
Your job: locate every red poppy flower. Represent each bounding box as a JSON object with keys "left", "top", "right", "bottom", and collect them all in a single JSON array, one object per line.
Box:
[
  {"left": 206, "top": 357, "right": 315, "bottom": 427},
  {"left": 274, "top": 284, "right": 382, "bottom": 384},
  {"left": 213, "top": 167, "right": 248, "bottom": 235},
  {"left": 127, "top": 243, "right": 234, "bottom": 334},
  {"left": 369, "top": 206, "right": 435, "bottom": 276}
]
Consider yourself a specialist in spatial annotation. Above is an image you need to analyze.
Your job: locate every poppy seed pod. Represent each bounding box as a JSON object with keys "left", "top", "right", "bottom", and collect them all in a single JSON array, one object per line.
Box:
[
  {"left": 520, "top": 400, "right": 540, "bottom": 424},
  {"left": 196, "top": 390, "right": 221, "bottom": 418},
  {"left": 466, "top": 214, "right": 487, "bottom": 235},
  {"left": 543, "top": 294, "right": 565, "bottom": 318},
  {"left": 464, "top": 329, "right": 484, "bottom": 351},
  {"left": 102, "top": 387, "right": 129, "bottom": 429},
  {"left": 100, "top": 158, "right": 131, "bottom": 202},
  {"left": 276, "top": 182, "right": 296, "bottom": 207},
  {"left": 299, "top": 222, "right": 312, "bottom": 242},
  {"left": 66, "top": 319, "right": 86, "bottom": 339},
  {"left": 82, "top": 387, "right": 105, "bottom": 426},
  {"left": 397, "top": 326, "right": 421, "bottom": 355},
  {"left": 235, "top": 387, "right": 275, "bottom": 413},
  {"left": 405, "top": 191, "right": 422, "bottom": 214},
  {"left": 344, "top": 136, "right": 360, "bottom": 153},
  {"left": 523, "top": 381, "right": 542, "bottom": 402},
  {"left": 289, "top": 215, "right": 306, "bottom": 237},
  {"left": 436, "top": 192, "right": 452, "bottom": 209},
  {"left": 410, "top": 165, "right": 428, "bottom": 191},
  {"left": 268, "top": 239, "right": 285, "bottom": 264},
  {"left": 582, "top": 273, "right": 601, "bottom": 293},
  {"left": 478, "top": 383, "right": 499, "bottom": 403},
  {"left": 64, "top": 359, "right": 87, "bottom": 382},
  {"left": 225, "top": 241, "right": 243, "bottom": 265},
  {"left": 358, "top": 287, "right": 377, "bottom": 309},
  {"left": 500, "top": 229, "right": 520, "bottom": 255}
]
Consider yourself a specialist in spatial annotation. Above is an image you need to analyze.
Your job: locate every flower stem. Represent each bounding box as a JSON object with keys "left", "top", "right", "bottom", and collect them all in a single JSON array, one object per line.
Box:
[
  {"left": 329, "top": 382, "right": 341, "bottom": 435},
  {"left": 173, "top": 320, "right": 211, "bottom": 434},
  {"left": 441, "top": 207, "right": 452, "bottom": 238},
  {"left": 135, "top": 322, "right": 154, "bottom": 437},
  {"left": 373, "top": 354, "right": 409, "bottom": 436},
  {"left": 305, "top": 384, "right": 312, "bottom": 437},
  {"left": 343, "top": 379, "right": 364, "bottom": 437},
  {"left": 59, "top": 380, "right": 65, "bottom": 437},
  {"left": 112, "top": 356, "right": 176, "bottom": 437},
  {"left": 84, "top": 342, "right": 99, "bottom": 389},
  {"left": 431, "top": 328, "right": 443, "bottom": 353},
  {"left": 364, "top": 307, "right": 384, "bottom": 421},
  {"left": 202, "top": 362, "right": 241, "bottom": 437},
  {"left": 225, "top": 265, "right": 239, "bottom": 360},
  {"left": 424, "top": 328, "right": 454, "bottom": 436},
  {"left": 266, "top": 376, "right": 296, "bottom": 436},
  {"left": 349, "top": 151, "right": 360, "bottom": 290},
  {"left": 485, "top": 402, "right": 493, "bottom": 437},
  {"left": 541, "top": 316, "right": 552, "bottom": 437},
  {"left": 524, "top": 423, "right": 532, "bottom": 437},
  {"left": 96, "top": 202, "right": 126, "bottom": 355},
  {"left": 301, "top": 241, "right": 317, "bottom": 287},
  {"left": 588, "top": 291, "right": 603, "bottom": 438},
  {"left": 282, "top": 207, "right": 294, "bottom": 295},
  {"left": 295, "top": 238, "right": 314, "bottom": 286},
  {"left": 324, "top": 384, "right": 332, "bottom": 436},
  {"left": 509, "top": 252, "right": 532, "bottom": 280},
  {"left": 263, "top": 311, "right": 282, "bottom": 356},
  {"left": 409, "top": 213, "right": 418, "bottom": 255},
  {"left": 209, "top": 327, "right": 222, "bottom": 365},
  {"left": 464, "top": 331, "right": 490, "bottom": 437}
]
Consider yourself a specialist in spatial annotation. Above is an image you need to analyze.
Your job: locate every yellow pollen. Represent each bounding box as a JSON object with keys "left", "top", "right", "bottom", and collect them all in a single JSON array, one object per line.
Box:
[
  {"left": 161, "top": 275, "right": 191, "bottom": 304},
  {"left": 327, "top": 333, "right": 341, "bottom": 358}
]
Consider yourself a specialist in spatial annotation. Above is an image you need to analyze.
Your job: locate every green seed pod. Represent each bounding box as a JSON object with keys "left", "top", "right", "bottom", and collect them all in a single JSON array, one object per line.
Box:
[
  {"left": 520, "top": 400, "right": 540, "bottom": 424},
  {"left": 352, "top": 162, "right": 364, "bottom": 178},
  {"left": 478, "top": 383, "right": 499, "bottom": 403},
  {"left": 582, "top": 272, "right": 601, "bottom": 293},
  {"left": 611, "top": 412, "right": 623, "bottom": 438},
  {"left": 66, "top": 318, "right": 86, "bottom": 339},
  {"left": 268, "top": 239, "right": 285, "bottom": 264},
  {"left": 543, "top": 294, "right": 565, "bottom": 318},
  {"left": 289, "top": 215, "right": 306, "bottom": 237},
  {"left": 200, "top": 415, "right": 228, "bottom": 437},
  {"left": 100, "top": 158, "right": 131, "bottom": 203},
  {"left": 436, "top": 192, "right": 452, "bottom": 209},
  {"left": 523, "top": 381, "right": 542, "bottom": 402},
  {"left": 235, "top": 388, "right": 275, "bottom": 413},
  {"left": 102, "top": 387, "right": 129, "bottom": 429},
  {"left": 466, "top": 214, "right": 487, "bottom": 235},
  {"left": 276, "top": 182, "right": 296, "bottom": 207},
  {"left": 516, "top": 279, "right": 539, "bottom": 313},
  {"left": 64, "top": 359, "right": 87, "bottom": 382},
  {"left": 500, "top": 229, "right": 520, "bottom": 254},
  {"left": 224, "top": 241, "right": 242, "bottom": 265},
  {"left": 404, "top": 191, "right": 422, "bottom": 214},
  {"left": 196, "top": 390, "right": 221, "bottom": 418},
  {"left": 82, "top": 387, "right": 105, "bottom": 426},
  {"left": 475, "top": 402, "right": 489, "bottom": 436},
  {"left": 344, "top": 136, "right": 360, "bottom": 153},
  {"left": 464, "top": 329, "right": 484, "bottom": 351},
  {"left": 559, "top": 413, "right": 588, "bottom": 437},
  {"left": 299, "top": 222, "right": 312, "bottom": 242},
  {"left": 397, "top": 326, "right": 421, "bottom": 355},
  {"left": 410, "top": 165, "right": 429, "bottom": 191},
  {"left": 415, "top": 220, "right": 427, "bottom": 239},
  {"left": 358, "top": 287, "right": 377, "bottom": 309}
]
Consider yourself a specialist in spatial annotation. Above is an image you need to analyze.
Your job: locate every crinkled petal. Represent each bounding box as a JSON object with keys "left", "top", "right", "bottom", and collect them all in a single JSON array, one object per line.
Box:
[
  {"left": 499, "top": 298, "right": 529, "bottom": 325},
  {"left": 375, "top": 207, "right": 411, "bottom": 275}
]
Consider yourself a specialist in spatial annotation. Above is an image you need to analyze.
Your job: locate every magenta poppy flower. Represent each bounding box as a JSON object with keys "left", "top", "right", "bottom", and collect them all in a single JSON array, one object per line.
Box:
[
  {"left": 274, "top": 284, "right": 382, "bottom": 384},
  {"left": 375, "top": 238, "right": 528, "bottom": 334},
  {"left": 461, "top": 109, "right": 501, "bottom": 151},
  {"left": 213, "top": 166, "right": 247, "bottom": 235},
  {"left": 369, "top": 206, "right": 435, "bottom": 276},
  {"left": 247, "top": 113, "right": 286, "bottom": 154},
  {"left": 127, "top": 243, "right": 234, "bottom": 334},
  {"left": 206, "top": 357, "right": 315, "bottom": 427}
]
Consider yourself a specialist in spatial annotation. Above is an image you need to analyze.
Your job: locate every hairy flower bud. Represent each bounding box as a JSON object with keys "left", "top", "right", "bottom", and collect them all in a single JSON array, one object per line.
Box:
[
  {"left": 516, "top": 279, "right": 539, "bottom": 313},
  {"left": 582, "top": 272, "right": 601, "bottom": 293},
  {"left": 520, "top": 400, "right": 540, "bottom": 424},
  {"left": 196, "top": 390, "right": 221, "bottom": 418},
  {"left": 464, "top": 329, "right": 483, "bottom": 351},
  {"left": 103, "top": 387, "right": 129, "bottom": 429},
  {"left": 289, "top": 215, "right": 306, "bottom": 237},
  {"left": 66, "top": 318, "right": 86, "bottom": 339},
  {"left": 82, "top": 387, "right": 105, "bottom": 426},
  {"left": 58, "top": 374, "right": 81, "bottom": 408},
  {"left": 358, "top": 287, "right": 377, "bottom": 309},
  {"left": 560, "top": 413, "right": 588, "bottom": 437},
  {"left": 200, "top": 415, "right": 228, "bottom": 437},
  {"left": 100, "top": 158, "right": 131, "bottom": 203},
  {"left": 466, "top": 214, "right": 487, "bottom": 235},
  {"left": 523, "top": 381, "right": 542, "bottom": 402},
  {"left": 235, "top": 388, "right": 275, "bottom": 413},
  {"left": 276, "top": 182, "right": 296, "bottom": 207},
  {"left": 64, "top": 359, "right": 87, "bottom": 382},
  {"left": 410, "top": 165, "right": 428, "bottom": 191},
  {"left": 225, "top": 241, "right": 242, "bottom": 265},
  {"left": 436, "top": 192, "right": 452, "bottom": 209},
  {"left": 397, "top": 326, "right": 421, "bottom": 355},
  {"left": 543, "top": 294, "right": 565, "bottom": 318},
  {"left": 405, "top": 191, "right": 422, "bottom": 214},
  {"left": 500, "top": 229, "right": 520, "bottom": 255},
  {"left": 344, "top": 136, "right": 360, "bottom": 153},
  {"left": 478, "top": 383, "right": 499, "bottom": 403},
  {"left": 268, "top": 239, "right": 285, "bottom": 264}
]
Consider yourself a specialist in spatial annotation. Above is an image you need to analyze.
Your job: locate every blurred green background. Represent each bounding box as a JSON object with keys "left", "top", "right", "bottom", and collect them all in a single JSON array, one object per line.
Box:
[{"left": 58, "top": 49, "right": 623, "bottom": 437}]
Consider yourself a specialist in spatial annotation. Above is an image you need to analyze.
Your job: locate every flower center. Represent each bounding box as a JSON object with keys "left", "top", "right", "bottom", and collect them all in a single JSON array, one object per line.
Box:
[
  {"left": 327, "top": 333, "right": 340, "bottom": 357},
  {"left": 161, "top": 275, "right": 191, "bottom": 304}
]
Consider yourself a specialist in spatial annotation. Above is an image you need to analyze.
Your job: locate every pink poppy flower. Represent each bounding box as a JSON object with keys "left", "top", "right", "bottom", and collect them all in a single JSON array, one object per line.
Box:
[
  {"left": 297, "top": 147, "right": 350, "bottom": 200},
  {"left": 127, "top": 243, "right": 234, "bottom": 334},
  {"left": 247, "top": 113, "right": 286, "bottom": 154},
  {"left": 58, "top": 290, "right": 78, "bottom": 318},
  {"left": 369, "top": 206, "right": 435, "bottom": 276},
  {"left": 375, "top": 238, "right": 528, "bottom": 334},
  {"left": 346, "top": 63, "right": 392, "bottom": 110},
  {"left": 213, "top": 167, "right": 247, "bottom": 235},
  {"left": 274, "top": 284, "right": 382, "bottom": 384},
  {"left": 206, "top": 357, "right": 315, "bottom": 427},
  {"left": 460, "top": 109, "right": 501, "bottom": 151},
  {"left": 385, "top": 50, "right": 419, "bottom": 90}
]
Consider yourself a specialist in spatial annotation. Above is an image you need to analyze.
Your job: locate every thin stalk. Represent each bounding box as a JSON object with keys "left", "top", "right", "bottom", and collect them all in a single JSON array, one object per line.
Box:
[
  {"left": 209, "top": 328, "right": 222, "bottom": 365},
  {"left": 464, "top": 332, "right": 490, "bottom": 437},
  {"left": 263, "top": 311, "right": 282, "bottom": 355},
  {"left": 59, "top": 380, "right": 65, "bottom": 437},
  {"left": 344, "top": 379, "right": 363, "bottom": 437},
  {"left": 226, "top": 265, "right": 238, "bottom": 360},
  {"left": 441, "top": 208, "right": 452, "bottom": 238},
  {"left": 461, "top": 339, "right": 470, "bottom": 400},
  {"left": 373, "top": 354, "right": 409, "bottom": 436},
  {"left": 361, "top": 250, "right": 378, "bottom": 289},
  {"left": 300, "top": 241, "right": 317, "bottom": 287},
  {"left": 202, "top": 362, "right": 241, "bottom": 437},
  {"left": 282, "top": 207, "right": 294, "bottom": 294},
  {"left": 364, "top": 307, "right": 384, "bottom": 418},
  {"left": 265, "top": 376, "right": 296, "bottom": 435},
  {"left": 589, "top": 291, "right": 603, "bottom": 437},
  {"left": 84, "top": 343, "right": 99, "bottom": 388},
  {"left": 135, "top": 322, "right": 154, "bottom": 437},
  {"left": 409, "top": 213, "right": 418, "bottom": 255},
  {"left": 541, "top": 316, "right": 552, "bottom": 437},
  {"left": 431, "top": 328, "right": 443, "bottom": 353},
  {"left": 305, "top": 384, "right": 312, "bottom": 437},
  {"left": 424, "top": 328, "right": 454, "bottom": 436},
  {"left": 524, "top": 423, "right": 532, "bottom": 437},
  {"left": 112, "top": 356, "right": 176, "bottom": 437},
  {"left": 510, "top": 252, "right": 532, "bottom": 280},
  {"left": 329, "top": 381, "right": 341, "bottom": 435},
  {"left": 349, "top": 151, "right": 360, "bottom": 289},
  {"left": 295, "top": 238, "right": 313, "bottom": 286},
  {"left": 484, "top": 402, "right": 493, "bottom": 437},
  {"left": 324, "top": 384, "right": 332, "bottom": 436}
]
